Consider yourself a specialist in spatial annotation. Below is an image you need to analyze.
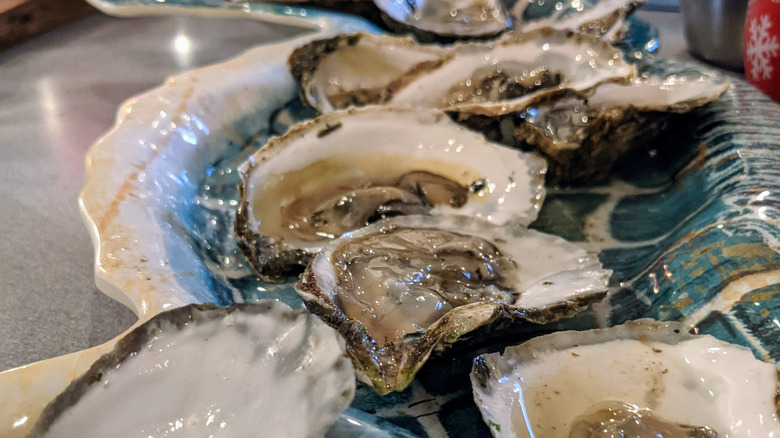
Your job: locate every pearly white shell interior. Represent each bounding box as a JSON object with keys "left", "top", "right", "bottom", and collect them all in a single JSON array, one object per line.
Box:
[
  {"left": 42, "top": 303, "right": 355, "bottom": 438},
  {"left": 587, "top": 72, "right": 732, "bottom": 109}
]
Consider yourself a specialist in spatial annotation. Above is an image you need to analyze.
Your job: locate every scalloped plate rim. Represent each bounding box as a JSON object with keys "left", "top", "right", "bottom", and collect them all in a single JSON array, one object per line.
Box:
[{"left": 0, "top": 18, "right": 372, "bottom": 436}]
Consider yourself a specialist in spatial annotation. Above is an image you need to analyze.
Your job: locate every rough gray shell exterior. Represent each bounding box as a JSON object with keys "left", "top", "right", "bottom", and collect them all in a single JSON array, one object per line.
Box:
[{"left": 235, "top": 179, "right": 312, "bottom": 282}]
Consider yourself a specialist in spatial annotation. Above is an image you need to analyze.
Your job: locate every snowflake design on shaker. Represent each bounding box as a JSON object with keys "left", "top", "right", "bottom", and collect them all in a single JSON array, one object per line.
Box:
[{"left": 746, "top": 14, "right": 780, "bottom": 81}]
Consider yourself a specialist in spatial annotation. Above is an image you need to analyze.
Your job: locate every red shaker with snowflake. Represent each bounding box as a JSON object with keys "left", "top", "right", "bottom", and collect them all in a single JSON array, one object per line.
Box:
[{"left": 745, "top": 0, "right": 780, "bottom": 103}]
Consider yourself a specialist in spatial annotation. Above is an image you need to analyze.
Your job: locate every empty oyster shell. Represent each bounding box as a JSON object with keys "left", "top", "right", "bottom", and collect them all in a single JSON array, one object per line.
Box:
[
  {"left": 513, "top": 62, "right": 731, "bottom": 184},
  {"left": 30, "top": 302, "right": 355, "bottom": 437},
  {"left": 295, "top": 215, "right": 611, "bottom": 394},
  {"left": 512, "top": 0, "right": 646, "bottom": 42},
  {"left": 373, "top": 0, "right": 512, "bottom": 42},
  {"left": 235, "top": 106, "right": 546, "bottom": 281},
  {"left": 288, "top": 30, "right": 636, "bottom": 118},
  {"left": 471, "top": 319, "right": 780, "bottom": 437}
]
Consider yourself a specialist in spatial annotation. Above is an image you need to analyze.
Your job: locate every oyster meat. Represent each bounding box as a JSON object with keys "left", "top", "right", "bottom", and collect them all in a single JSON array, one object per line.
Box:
[
  {"left": 30, "top": 302, "right": 355, "bottom": 437},
  {"left": 295, "top": 215, "right": 611, "bottom": 394},
  {"left": 235, "top": 106, "right": 546, "bottom": 281},
  {"left": 471, "top": 319, "right": 780, "bottom": 437},
  {"left": 512, "top": 0, "right": 646, "bottom": 41},
  {"left": 373, "top": 0, "right": 512, "bottom": 41}
]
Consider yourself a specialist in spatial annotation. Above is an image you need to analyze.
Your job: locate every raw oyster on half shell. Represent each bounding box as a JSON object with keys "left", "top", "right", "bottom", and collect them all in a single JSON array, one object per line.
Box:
[
  {"left": 30, "top": 302, "right": 356, "bottom": 438},
  {"left": 235, "top": 106, "right": 546, "bottom": 281},
  {"left": 513, "top": 62, "right": 731, "bottom": 183},
  {"left": 471, "top": 319, "right": 780, "bottom": 437},
  {"left": 372, "top": 0, "right": 512, "bottom": 42},
  {"left": 288, "top": 30, "right": 636, "bottom": 117},
  {"left": 295, "top": 215, "right": 611, "bottom": 394}
]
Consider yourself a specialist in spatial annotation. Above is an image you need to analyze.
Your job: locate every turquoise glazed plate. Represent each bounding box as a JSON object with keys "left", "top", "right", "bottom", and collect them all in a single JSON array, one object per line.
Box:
[{"left": 2, "top": 5, "right": 779, "bottom": 438}]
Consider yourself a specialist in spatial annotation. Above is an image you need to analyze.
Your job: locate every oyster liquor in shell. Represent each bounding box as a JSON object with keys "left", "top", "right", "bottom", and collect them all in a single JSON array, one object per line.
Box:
[
  {"left": 235, "top": 106, "right": 546, "bottom": 281},
  {"left": 296, "top": 215, "right": 611, "bottom": 394},
  {"left": 471, "top": 319, "right": 780, "bottom": 437}
]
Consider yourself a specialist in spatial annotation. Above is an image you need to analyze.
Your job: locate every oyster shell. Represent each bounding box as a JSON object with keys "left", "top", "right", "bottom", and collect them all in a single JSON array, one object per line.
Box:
[
  {"left": 295, "top": 215, "right": 611, "bottom": 394},
  {"left": 30, "top": 302, "right": 355, "bottom": 437},
  {"left": 288, "top": 29, "right": 636, "bottom": 118},
  {"left": 373, "top": 0, "right": 512, "bottom": 42},
  {"left": 513, "top": 62, "right": 731, "bottom": 184},
  {"left": 371, "top": 0, "right": 643, "bottom": 43},
  {"left": 512, "top": 0, "right": 646, "bottom": 42},
  {"left": 471, "top": 319, "right": 780, "bottom": 437},
  {"left": 288, "top": 30, "right": 638, "bottom": 184},
  {"left": 235, "top": 106, "right": 546, "bottom": 281}
]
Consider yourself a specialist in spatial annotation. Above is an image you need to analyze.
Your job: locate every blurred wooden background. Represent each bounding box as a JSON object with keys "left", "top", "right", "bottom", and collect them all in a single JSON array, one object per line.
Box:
[{"left": 1, "top": 0, "right": 95, "bottom": 50}]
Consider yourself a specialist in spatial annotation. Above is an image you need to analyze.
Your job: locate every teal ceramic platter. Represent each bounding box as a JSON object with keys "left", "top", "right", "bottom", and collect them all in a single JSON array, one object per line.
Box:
[{"left": 2, "top": 3, "right": 778, "bottom": 438}]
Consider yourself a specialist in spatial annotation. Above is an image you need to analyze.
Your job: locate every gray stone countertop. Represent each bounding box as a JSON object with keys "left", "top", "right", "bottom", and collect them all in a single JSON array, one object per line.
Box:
[{"left": 0, "top": 8, "right": 742, "bottom": 372}]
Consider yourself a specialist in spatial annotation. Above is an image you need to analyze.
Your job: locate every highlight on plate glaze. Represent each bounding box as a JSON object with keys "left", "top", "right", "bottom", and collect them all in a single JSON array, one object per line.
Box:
[{"left": 1, "top": 4, "right": 778, "bottom": 438}]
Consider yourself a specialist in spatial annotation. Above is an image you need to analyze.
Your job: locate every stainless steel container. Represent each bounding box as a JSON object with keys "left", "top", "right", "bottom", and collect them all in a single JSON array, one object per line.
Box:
[{"left": 681, "top": 0, "right": 748, "bottom": 70}]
